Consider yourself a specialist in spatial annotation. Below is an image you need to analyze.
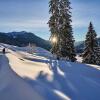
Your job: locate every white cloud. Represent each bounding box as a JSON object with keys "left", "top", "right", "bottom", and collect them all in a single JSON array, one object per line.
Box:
[{"left": 0, "top": 19, "right": 49, "bottom": 29}]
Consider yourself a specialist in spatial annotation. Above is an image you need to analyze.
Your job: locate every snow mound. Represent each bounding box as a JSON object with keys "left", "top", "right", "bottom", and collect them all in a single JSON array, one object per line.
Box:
[{"left": 0, "top": 54, "right": 44, "bottom": 100}]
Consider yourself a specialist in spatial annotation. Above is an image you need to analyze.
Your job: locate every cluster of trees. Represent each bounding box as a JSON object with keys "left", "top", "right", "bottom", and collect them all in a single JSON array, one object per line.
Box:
[
  {"left": 48, "top": 0, "right": 76, "bottom": 62},
  {"left": 48, "top": 0, "right": 100, "bottom": 65}
]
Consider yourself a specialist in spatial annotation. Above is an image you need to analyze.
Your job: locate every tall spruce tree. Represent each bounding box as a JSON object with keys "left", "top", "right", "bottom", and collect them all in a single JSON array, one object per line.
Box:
[
  {"left": 82, "top": 22, "right": 98, "bottom": 64},
  {"left": 48, "top": 0, "right": 60, "bottom": 55},
  {"left": 59, "top": 0, "right": 76, "bottom": 61},
  {"left": 48, "top": 0, "right": 76, "bottom": 61}
]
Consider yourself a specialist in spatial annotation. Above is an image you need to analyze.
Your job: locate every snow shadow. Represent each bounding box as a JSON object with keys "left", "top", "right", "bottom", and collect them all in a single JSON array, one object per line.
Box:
[
  {"left": 25, "top": 57, "right": 50, "bottom": 64},
  {"left": 24, "top": 71, "right": 71, "bottom": 100},
  {"left": 0, "top": 55, "right": 45, "bottom": 100},
  {"left": 24, "top": 60, "right": 100, "bottom": 100},
  {"left": 24, "top": 55, "right": 54, "bottom": 65}
]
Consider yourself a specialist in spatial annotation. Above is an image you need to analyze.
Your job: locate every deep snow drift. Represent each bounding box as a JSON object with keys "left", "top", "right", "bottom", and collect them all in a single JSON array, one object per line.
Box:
[
  {"left": 0, "top": 43, "right": 100, "bottom": 100},
  {"left": 0, "top": 54, "right": 44, "bottom": 100}
]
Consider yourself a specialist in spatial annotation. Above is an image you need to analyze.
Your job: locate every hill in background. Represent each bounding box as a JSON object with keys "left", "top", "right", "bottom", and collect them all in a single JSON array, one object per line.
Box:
[
  {"left": 0, "top": 31, "right": 51, "bottom": 50},
  {"left": 0, "top": 31, "right": 100, "bottom": 53}
]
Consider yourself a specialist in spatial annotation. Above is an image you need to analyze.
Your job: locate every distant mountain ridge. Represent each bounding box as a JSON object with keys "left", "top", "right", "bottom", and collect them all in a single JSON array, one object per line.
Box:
[
  {"left": 0, "top": 31, "right": 51, "bottom": 50},
  {"left": 0, "top": 31, "right": 99, "bottom": 52}
]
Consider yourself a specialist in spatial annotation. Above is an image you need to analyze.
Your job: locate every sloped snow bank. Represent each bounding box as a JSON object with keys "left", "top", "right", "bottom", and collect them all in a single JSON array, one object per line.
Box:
[
  {"left": 6, "top": 48, "right": 100, "bottom": 100},
  {"left": 0, "top": 54, "right": 44, "bottom": 100},
  {"left": 1, "top": 43, "right": 100, "bottom": 100}
]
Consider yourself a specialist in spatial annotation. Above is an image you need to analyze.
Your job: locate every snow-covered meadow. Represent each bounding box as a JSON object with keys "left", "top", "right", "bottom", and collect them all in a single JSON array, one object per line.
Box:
[{"left": 0, "top": 44, "right": 100, "bottom": 100}]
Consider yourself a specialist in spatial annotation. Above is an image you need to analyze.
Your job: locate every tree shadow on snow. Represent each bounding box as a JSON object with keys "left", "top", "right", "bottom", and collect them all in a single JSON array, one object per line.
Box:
[
  {"left": 24, "top": 59, "right": 100, "bottom": 100},
  {"left": 24, "top": 57, "right": 50, "bottom": 64}
]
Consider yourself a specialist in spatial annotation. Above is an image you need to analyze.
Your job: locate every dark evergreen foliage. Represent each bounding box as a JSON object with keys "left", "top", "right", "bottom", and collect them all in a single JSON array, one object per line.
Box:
[
  {"left": 94, "top": 47, "right": 100, "bottom": 65},
  {"left": 82, "top": 22, "right": 99, "bottom": 64},
  {"left": 59, "top": 0, "right": 76, "bottom": 61},
  {"left": 48, "top": 0, "right": 60, "bottom": 55},
  {"left": 48, "top": 0, "right": 76, "bottom": 61}
]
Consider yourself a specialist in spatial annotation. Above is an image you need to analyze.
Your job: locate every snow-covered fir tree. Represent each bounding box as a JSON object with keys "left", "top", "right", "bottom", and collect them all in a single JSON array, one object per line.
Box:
[
  {"left": 59, "top": 0, "right": 76, "bottom": 61},
  {"left": 48, "top": 0, "right": 60, "bottom": 55},
  {"left": 82, "top": 22, "right": 99, "bottom": 64},
  {"left": 48, "top": 0, "right": 76, "bottom": 61},
  {"left": 94, "top": 47, "right": 100, "bottom": 65}
]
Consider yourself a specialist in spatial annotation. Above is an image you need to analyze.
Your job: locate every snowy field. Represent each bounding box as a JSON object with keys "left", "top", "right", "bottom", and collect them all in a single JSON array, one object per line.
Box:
[{"left": 0, "top": 43, "right": 100, "bottom": 100}]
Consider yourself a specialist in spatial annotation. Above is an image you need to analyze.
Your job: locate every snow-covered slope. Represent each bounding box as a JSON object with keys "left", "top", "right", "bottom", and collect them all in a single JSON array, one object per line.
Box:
[
  {"left": 0, "top": 44, "right": 100, "bottom": 100},
  {"left": 0, "top": 54, "right": 44, "bottom": 100}
]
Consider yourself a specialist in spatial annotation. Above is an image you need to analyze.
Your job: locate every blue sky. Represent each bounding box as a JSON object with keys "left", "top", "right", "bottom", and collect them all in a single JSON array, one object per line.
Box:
[{"left": 0, "top": 0, "right": 100, "bottom": 41}]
